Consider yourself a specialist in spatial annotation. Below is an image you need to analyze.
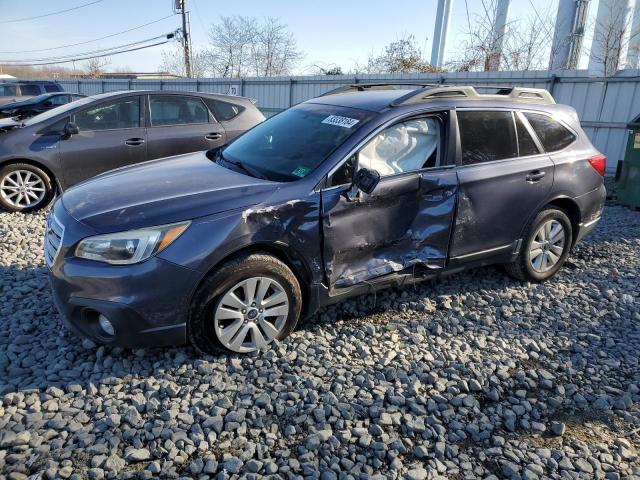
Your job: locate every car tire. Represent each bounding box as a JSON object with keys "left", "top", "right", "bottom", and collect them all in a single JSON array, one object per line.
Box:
[
  {"left": 188, "top": 252, "right": 302, "bottom": 355},
  {"left": 505, "top": 207, "right": 573, "bottom": 283},
  {"left": 0, "top": 163, "right": 54, "bottom": 213}
]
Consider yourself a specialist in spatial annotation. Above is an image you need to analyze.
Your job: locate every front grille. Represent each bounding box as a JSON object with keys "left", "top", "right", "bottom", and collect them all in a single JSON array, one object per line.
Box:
[{"left": 44, "top": 213, "right": 64, "bottom": 267}]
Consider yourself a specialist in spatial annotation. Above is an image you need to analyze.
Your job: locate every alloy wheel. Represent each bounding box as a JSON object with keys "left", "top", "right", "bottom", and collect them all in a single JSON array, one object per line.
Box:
[
  {"left": 529, "top": 219, "right": 566, "bottom": 273},
  {"left": 0, "top": 170, "right": 46, "bottom": 209},
  {"left": 213, "top": 276, "right": 290, "bottom": 353}
]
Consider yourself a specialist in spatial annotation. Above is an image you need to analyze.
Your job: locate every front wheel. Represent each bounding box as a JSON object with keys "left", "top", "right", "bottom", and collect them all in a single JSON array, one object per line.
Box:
[
  {"left": 189, "top": 253, "right": 302, "bottom": 354},
  {"left": 506, "top": 207, "right": 573, "bottom": 282},
  {"left": 0, "top": 163, "right": 54, "bottom": 213}
]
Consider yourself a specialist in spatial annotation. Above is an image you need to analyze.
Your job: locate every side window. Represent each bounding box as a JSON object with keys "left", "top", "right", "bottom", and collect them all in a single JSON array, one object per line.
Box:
[
  {"left": 75, "top": 97, "right": 141, "bottom": 131},
  {"left": 206, "top": 99, "right": 245, "bottom": 121},
  {"left": 524, "top": 112, "right": 576, "bottom": 152},
  {"left": 149, "top": 96, "right": 209, "bottom": 126},
  {"left": 328, "top": 154, "right": 356, "bottom": 187},
  {"left": 48, "top": 95, "right": 70, "bottom": 106},
  {"left": 0, "top": 85, "right": 17, "bottom": 96},
  {"left": 458, "top": 110, "right": 517, "bottom": 165},
  {"left": 515, "top": 113, "right": 540, "bottom": 156},
  {"left": 360, "top": 117, "right": 442, "bottom": 176},
  {"left": 20, "top": 84, "right": 41, "bottom": 96}
]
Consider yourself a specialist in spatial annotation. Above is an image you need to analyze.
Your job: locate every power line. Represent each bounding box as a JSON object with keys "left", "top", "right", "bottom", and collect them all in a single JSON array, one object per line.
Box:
[
  {"left": 0, "top": 0, "right": 104, "bottom": 24},
  {"left": 0, "top": 40, "right": 172, "bottom": 66},
  {"left": 0, "top": 15, "right": 176, "bottom": 54},
  {"left": 0, "top": 33, "right": 178, "bottom": 63}
]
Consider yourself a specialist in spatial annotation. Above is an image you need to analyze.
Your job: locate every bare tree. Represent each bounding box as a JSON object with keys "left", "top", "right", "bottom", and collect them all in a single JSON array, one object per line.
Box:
[
  {"left": 448, "top": 0, "right": 553, "bottom": 72},
  {"left": 206, "top": 16, "right": 302, "bottom": 77},
  {"left": 84, "top": 58, "right": 110, "bottom": 78},
  {"left": 249, "top": 17, "right": 303, "bottom": 76},
  {"left": 159, "top": 45, "right": 209, "bottom": 77},
  {"left": 364, "top": 35, "right": 442, "bottom": 74}
]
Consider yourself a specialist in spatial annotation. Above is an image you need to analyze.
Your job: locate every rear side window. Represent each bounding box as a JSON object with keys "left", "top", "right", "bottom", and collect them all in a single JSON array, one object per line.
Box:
[
  {"left": 515, "top": 114, "right": 540, "bottom": 156},
  {"left": 524, "top": 112, "right": 576, "bottom": 152},
  {"left": 20, "top": 84, "right": 41, "bottom": 96},
  {"left": 457, "top": 110, "right": 517, "bottom": 165},
  {"left": 44, "top": 84, "right": 63, "bottom": 93},
  {"left": 207, "top": 99, "right": 245, "bottom": 121},
  {"left": 150, "top": 96, "right": 209, "bottom": 126}
]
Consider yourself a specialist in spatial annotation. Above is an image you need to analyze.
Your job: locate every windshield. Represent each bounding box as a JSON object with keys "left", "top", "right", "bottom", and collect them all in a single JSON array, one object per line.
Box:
[
  {"left": 222, "top": 103, "right": 375, "bottom": 181},
  {"left": 24, "top": 95, "right": 94, "bottom": 126}
]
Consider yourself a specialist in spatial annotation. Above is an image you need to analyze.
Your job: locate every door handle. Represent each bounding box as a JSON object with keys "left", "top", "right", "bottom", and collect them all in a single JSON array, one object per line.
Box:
[
  {"left": 525, "top": 170, "right": 546, "bottom": 182},
  {"left": 125, "top": 138, "right": 145, "bottom": 146},
  {"left": 205, "top": 133, "right": 222, "bottom": 141}
]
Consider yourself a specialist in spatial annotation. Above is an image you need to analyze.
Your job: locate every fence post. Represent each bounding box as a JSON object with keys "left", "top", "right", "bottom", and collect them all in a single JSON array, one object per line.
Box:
[
  {"left": 101, "top": 80, "right": 105, "bottom": 93},
  {"left": 288, "top": 78, "right": 294, "bottom": 107},
  {"left": 160, "top": 80, "right": 164, "bottom": 91},
  {"left": 240, "top": 78, "right": 245, "bottom": 96},
  {"left": 196, "top": 80, "right": 200, "bottom": 92},
  {"left": 548, "top": 74, "right": 558, "bottom": 96}
]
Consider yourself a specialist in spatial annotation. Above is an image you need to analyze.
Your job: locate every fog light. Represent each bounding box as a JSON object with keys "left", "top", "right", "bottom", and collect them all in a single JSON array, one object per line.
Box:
[{"left": 98, "top": 314, "right": 115, "bottom": 336}]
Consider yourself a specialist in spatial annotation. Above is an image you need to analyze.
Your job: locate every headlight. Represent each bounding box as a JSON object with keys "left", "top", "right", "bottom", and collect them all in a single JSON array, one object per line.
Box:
[{"left": 75, "top": 221, "right": 190, "bottom": 265}]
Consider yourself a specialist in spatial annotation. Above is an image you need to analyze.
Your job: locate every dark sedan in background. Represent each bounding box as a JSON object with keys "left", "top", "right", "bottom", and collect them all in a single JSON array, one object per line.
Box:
[
  {"left": 0, "top": 92, "right": 86, "bottom": 119},
  {"left": 0, "top": 90, "right": 265, "bottom": 212}
]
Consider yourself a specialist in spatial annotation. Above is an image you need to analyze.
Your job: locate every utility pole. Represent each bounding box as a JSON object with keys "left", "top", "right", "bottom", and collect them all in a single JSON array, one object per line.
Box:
[
  {"left": 178, "top": 0, "right": 192, "bottom": 78},
  {"left": 430, "top": 0, "right": 453, "bottom": 68}
]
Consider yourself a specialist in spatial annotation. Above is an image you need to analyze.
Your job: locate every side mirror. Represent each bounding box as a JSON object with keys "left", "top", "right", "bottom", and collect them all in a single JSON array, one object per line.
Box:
[
  {"left": 62, "top": 122, "right": 79, "bottom": 137},
  {"left": 353, "top": 167, "right": 380, "bottom": 195}
]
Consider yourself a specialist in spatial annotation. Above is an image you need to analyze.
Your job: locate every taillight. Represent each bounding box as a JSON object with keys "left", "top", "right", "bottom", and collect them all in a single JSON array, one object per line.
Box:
[{"left": 588, "top": 153, "right": 607, "bottom": 176}]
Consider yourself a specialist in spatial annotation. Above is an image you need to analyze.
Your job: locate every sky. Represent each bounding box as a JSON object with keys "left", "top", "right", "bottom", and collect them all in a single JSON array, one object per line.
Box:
[{"left": 0, "top": 0, "right": 598, "bottom": 74}]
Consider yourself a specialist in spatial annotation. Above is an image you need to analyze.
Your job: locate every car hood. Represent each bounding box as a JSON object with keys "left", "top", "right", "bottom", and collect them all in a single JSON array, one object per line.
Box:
[
  {"left": 61, "top": 151, "right": 281, "bottom": 232},
  {"left": 0, "top": 98, "right": 34, "bottom": 110},
  {"left": 0, "top": 96, "right": 34, "bottom": 107}
]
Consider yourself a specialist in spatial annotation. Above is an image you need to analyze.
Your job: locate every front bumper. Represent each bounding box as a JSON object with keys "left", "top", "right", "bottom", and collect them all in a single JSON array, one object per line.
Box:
[{"left": 47, "top": 203, "right": 200, "bottom": 348}]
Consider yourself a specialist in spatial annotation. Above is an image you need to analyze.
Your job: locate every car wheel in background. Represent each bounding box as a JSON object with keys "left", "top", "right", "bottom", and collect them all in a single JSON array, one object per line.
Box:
[
  {"left": 0, "top": 163, "right": 54, "bottom": 213},
  {"left": 506, "top": 207, "right": 573, "bottom": 282},
  {"left": 189, "top": 253, "right": 302, "bottom": 354}
]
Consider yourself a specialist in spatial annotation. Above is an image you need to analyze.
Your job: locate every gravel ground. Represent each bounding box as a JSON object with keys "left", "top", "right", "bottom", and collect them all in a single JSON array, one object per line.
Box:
[{"left": 0, "top": 205, "right": 639, "bottom": 480}]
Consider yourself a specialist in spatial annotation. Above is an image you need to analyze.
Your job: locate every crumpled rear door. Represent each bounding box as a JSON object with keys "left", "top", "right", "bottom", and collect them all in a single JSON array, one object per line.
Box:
[{"left": 321, "top": 168, "right": 458, "bottom": 289}]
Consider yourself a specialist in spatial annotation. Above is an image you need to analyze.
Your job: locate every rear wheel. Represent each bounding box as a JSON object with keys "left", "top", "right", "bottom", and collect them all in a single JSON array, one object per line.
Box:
[
  {"left": 189, "top": 253, "right": 302, "bottom": 354},
  {"left": 0, "top": 163, "right": 54, "bottom": 212},
  {"left": 506, "top": 207, "right": 573, "bottom": 282}
]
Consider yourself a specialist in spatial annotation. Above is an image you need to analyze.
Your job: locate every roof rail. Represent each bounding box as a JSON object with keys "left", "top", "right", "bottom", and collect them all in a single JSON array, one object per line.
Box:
[
  {"left": 320, "top": 83, "right": 445, "bottom": 96},
  {"left": 392, "top": 85, "right": 555, "bottom": 105}
]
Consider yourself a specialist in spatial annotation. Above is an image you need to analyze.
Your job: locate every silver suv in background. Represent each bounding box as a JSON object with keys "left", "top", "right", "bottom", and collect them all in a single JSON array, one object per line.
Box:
[
  {"left": 0, "top": 81, "right": 64, "bottom": 106},
  {"left": 0, "top": 90, "right": 265, "bottom": 212}
]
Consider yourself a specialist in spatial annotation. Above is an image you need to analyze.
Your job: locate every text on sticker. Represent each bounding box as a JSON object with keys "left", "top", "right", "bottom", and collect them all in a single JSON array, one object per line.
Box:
[{"left": 322, "top": 115, "right": 360, "bottom": 128}]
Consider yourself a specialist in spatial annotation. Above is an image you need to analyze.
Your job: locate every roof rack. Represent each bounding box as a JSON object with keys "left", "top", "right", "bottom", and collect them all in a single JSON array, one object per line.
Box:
[
  {"left": 320, "top": 83, "right": 445, "bottom": 96},
  {"left": 391, "top": 85, "right": 555, "bottom": 105}
]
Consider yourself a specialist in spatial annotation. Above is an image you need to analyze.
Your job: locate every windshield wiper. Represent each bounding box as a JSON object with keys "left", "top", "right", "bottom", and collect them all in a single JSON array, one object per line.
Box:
[{"left": 218, "top": 151, "right": 267, "bottom": 180}]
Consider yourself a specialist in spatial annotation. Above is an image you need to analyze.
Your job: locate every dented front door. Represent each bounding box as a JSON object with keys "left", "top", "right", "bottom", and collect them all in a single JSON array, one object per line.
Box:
[{"left": 321, "top": 168, "right": 458, "bottom": 288}]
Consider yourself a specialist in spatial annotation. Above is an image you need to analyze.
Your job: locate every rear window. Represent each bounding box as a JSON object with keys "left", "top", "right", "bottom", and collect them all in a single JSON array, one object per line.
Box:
[
  {"left": 457, "top": 110, "right": 517, "bottom": 165},
  {"left": 207, "top": 99, "right": 245, "bottom": 121},
  {"left": 20, "top": 84, "right": 41, "bottom": 96},
  {"left": 524, "top": 112, "right": 576, "bottom": 152},
  {"left": 44, "top": 84, "right": 63, "bottom": 93}
]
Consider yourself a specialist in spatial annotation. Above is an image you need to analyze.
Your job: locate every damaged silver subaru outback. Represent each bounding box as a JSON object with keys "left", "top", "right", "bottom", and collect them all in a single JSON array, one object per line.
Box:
[{"left": 47, "top": 84, "right": 606, "bottom": 354}]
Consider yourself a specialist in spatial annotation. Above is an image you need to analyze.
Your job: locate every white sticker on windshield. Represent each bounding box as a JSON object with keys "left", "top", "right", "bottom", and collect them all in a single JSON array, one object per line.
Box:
[{"left": 322, "top": 115, "right": 360, "bottom": 128}]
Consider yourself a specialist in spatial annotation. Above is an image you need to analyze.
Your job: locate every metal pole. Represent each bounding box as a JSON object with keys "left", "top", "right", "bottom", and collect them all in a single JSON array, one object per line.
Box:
[
  {"left": 431, "top": 0, "right": 445, "bottom": 67},
  {"left": 488, "top": 0, "right": 511, "bottom": 71},
  {"left": 181, "top": 0, "right": 192, "bottom": 78},
  {"left": 549, "top": 0, "right": 579, "bottom": 70},
  {"left": 627, "top": 0, "right": 640, "bottom": 68},
  {"left": 568, "top": 0, "right": 590, "bottom": 70},
  {"left": 438, "top": 0, "right": 453, "bottom": 67}
]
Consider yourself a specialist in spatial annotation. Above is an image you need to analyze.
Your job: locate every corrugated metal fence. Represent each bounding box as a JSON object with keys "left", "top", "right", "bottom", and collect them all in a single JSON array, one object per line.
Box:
[{"left": 56, "top": 70, "right": 640, "bottom": 173}]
